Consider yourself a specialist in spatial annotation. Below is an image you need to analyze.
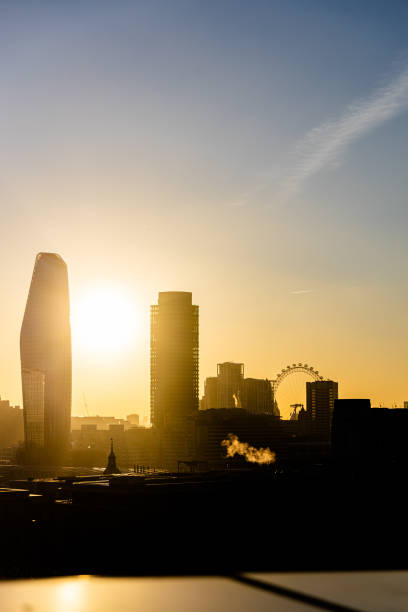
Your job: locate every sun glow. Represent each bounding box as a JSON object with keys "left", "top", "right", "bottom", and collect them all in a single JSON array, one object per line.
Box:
[
  {"left": 56, "top": 579, "right": 85, "bottom": 609},
  {"left": 71, "top": 286, "right": 140, "bottom": 355}
]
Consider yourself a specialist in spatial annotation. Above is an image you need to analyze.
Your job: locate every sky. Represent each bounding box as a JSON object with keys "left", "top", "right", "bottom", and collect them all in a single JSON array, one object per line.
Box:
[{"left": 1, "top": 0, "right": 408, "bottom": 419}]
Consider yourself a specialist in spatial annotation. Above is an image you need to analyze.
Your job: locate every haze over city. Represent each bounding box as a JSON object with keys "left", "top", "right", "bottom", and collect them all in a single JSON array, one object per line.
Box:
[
  {"left": 1, "top": 0, "right": 408, "bottom": 421},
  {"left": 4, "top": 3, "right": 408, "bottom": 609}
]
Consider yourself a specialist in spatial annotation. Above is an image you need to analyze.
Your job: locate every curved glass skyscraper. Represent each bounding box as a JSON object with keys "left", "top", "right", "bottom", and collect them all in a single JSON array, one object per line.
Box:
[{"left": 20, "top": 253, "right": 72, "bottom": 464}]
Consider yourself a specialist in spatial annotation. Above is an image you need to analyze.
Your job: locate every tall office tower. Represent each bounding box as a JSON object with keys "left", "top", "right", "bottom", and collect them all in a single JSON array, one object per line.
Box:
[
  {"left": 216, "top": 362, "right": 244, "bottom": 408},
  {"left": 150, "top": 292, "right": 199, "bottom": 428},
  {"left": 242, "top": 378, "right": 274, "bottom": 414},
  {"left": 306, "top": 379, "right": 338, "bottom": 440},
  {"left": 20, "top": 253, "right": 72, "bottom": 464},
  {"left": 202, "top": 371, "right": 275, "bottom": 414},
  {"left": 201, "top": 377, "right": 218, "bottom": 410}
]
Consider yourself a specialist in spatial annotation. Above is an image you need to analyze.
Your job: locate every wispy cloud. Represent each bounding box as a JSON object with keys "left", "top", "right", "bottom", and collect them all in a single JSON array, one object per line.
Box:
[
  {"left": 280, "top": 65, "right": 408, "bottom": 198},
  {"left": 290, "top": 289, "right": 313, "bottom": 295},
  {"left": 230, "top": 64, "right": 408, "bottom": 208}
]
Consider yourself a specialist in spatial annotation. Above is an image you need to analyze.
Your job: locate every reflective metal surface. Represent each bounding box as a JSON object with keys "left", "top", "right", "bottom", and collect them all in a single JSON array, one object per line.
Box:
[{"left": 2, "top": 572, "right": 408, "bottom": 611}]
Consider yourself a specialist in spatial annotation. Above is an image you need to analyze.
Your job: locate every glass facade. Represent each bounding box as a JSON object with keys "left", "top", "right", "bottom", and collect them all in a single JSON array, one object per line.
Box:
[
  {"left": 150, "top": 292, "right": 199, "bottom": 428},
  {"left": 20, "top": 253, "right": 72, "bottom": 464},
  {"left": 22, "top": 368, "right": 45, "bottom": 447}
]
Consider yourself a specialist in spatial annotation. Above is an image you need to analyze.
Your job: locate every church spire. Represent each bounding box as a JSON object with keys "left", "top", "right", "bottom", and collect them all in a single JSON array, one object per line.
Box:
[{"left": 104, "top": 438, "right": 121, "bottom": 474}]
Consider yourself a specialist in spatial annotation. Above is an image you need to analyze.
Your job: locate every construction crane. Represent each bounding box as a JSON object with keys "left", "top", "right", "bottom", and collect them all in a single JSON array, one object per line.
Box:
[
  {"left": 82, "top": 393, "right": 89, "bottom": 417},
  {"left": 289, "top": 403, "right": 304, "bottom": 421}
]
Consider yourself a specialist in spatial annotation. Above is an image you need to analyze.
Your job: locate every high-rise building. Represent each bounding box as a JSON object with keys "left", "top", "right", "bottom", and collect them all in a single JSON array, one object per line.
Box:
[
  {"left": 150, "top": 291, "right": 199, "bottom": 428},
  {"left": 20, "top": 253, "right": 72, "bottom": 464},
  {"left": 216, "top": 362, "right": 244, "bottom": 408},
  {"left": 201, "top": 377, "right": 218, "bottom": 410},
  {"left": 306, "top": 380, "right": 338, "bottom": 440},
  {"left": 242, "top": 378, "right": 274, "bottom": 414},
  {"left": 201, "top": 364, "right": 275, "bottom": 414}
]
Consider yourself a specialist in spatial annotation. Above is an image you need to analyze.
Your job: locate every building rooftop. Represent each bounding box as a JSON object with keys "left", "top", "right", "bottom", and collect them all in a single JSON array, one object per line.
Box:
[{"left": 1, "top": 571, "right": 407, "bottom": 611}]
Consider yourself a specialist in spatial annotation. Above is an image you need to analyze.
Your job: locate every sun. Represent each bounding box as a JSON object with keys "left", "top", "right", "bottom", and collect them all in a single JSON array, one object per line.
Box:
[{"left": 71, "top": 286, "right": 140, "bottom": 355}]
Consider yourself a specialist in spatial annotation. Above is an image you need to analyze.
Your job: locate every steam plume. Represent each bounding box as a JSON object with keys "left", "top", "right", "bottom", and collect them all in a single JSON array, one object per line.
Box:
[{"left": 222, "top": 434, "right": 276, "bottom": 464}]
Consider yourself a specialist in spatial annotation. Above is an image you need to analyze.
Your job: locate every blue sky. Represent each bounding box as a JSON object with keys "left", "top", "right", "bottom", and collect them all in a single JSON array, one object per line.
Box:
[{"left": 1, "top": 1, "right": 408, "bottom": 415}]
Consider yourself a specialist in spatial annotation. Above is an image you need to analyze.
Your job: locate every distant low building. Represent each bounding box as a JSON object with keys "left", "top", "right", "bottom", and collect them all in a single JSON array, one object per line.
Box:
[
  {"left": 332, "top": 399, "right": 408, "bottom": 468},
  {"left": 70, "top": 422, "right": 159, "bottom": 471},
  {"left": 126, "top": 413, "right": 139, "bottom": 426},
  {"left": 0, "top": 396, "right": 24, "bottom": 450},
  {"left": 71, "top": 415, "right": 144, "bottom": 431},
  {"left": 193, "top": 408, "right": 284, "bottom": 467}
]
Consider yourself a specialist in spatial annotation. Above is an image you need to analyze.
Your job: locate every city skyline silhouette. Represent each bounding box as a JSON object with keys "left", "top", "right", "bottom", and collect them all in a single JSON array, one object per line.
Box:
[
  {"left": 1, "top": 248, "right": 407, "bottom": 423},
  {"left": 2, "top": 3, "right": 408, "bottom": 608},
  {"left": 1, "top": 2, "right": 408, "bottom": 422}
]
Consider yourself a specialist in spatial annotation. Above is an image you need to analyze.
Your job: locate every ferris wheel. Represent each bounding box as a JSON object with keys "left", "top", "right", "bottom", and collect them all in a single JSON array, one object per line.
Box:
[{"left": 271, "top": 363, "right": 324, "bottom": 415}]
